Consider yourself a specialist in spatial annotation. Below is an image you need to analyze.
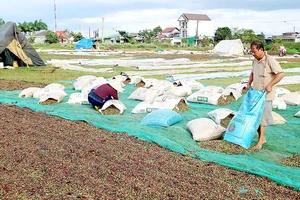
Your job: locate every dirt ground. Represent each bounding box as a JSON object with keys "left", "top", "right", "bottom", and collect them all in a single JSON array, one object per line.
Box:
[{"left": 0, "top": 79, "right": 299, "bottom": 199}]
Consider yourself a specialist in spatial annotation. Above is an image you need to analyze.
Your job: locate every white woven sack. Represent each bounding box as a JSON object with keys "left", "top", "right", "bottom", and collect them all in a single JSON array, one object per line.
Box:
[
  {"left": 186, "top": 118, "right": 226, "bottom": 141},
  {"left": 81, "top": 77, "right": 107, "bottom": 98},
  {"left": 275, "top": 87, "right": 291, "bottom": 98},
  {"left": 155, "top": 94, "right": 187, "bottom": 107},
  {"left": 113, "top": 75, "right": 128, "bottom": 82},
  {"left": 66, "top": 93, "right": 90, "bottom": 105},
  {"left": 143, "top": 78, "right": 159, "bottom": 88},
  {"left": 44, "top": 83, "right": 65, "bottom": 91},
  {"left": 280, "top": 92, "right": 300, "bottom": 106},
  {"left": 222, "top": 88, "right": 242, "bottom": 101},
  {"left": 131, "top": 100, "right": 173, "bottom": 114},
  {"left": 39, "top": 90, "right": 68, "bottom": 104},
  {"left": 272, "top": 97, "right": 287, "bottom": 110},
  {"left": 186, "top": 89, "right": 224, "bottom": 105},
  {"left": 129, "top": 76, "right": 143, "bottom": 84},
  {"left": 150, "top": 80, "right": 174, "bottom": 96},
  {"left": 19, "top": 87, "right": 41, "bottom": 98},
  {"left": 207, "top": 108, "right": 235, "bottom": 125},
  {"left": 128, "top": 87, "right": 159, "bottom": 101},
  {"left": 295, "top": 110, "right": 300, "bottom": 117},
  {"left": 73, "top": 76, "right": 97, "bottom": 91},
  {"left": 271, "top": 111, "right": 286, "bottom": 124},
  {"left": 165, "top": 85, "right": 192, "bottom": 97},
  {"left": 33, "top": 88, "right": 50, "bottom": 99},
  {"left": 100, "top": 100, "right": 127, "bottom": 115},
  {"left": 225, "top": 83, "right": 247, "bottom": 94},
  {"left": 203, "top": 86, "right": 224, "bottom": 93},
  {"left": 175, "top": 79, "right": 205, "bottom": 90}
]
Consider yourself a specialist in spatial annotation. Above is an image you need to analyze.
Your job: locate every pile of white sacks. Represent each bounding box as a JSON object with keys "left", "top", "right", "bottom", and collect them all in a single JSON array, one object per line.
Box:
[{"left": 18, "top": 75, "right": 299, "bottom": 142}]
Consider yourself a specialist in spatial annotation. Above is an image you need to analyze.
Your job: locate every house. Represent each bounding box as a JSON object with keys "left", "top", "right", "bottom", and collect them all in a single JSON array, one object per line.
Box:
[
  {"left": 279, "top": 32, "right": 300, "bottom": 42},
  {"left": 93, "top": 29, "right": 121, "bottom": 44},
  {"left": 55, "top": 30, "right": 69, "bottom": 43},
  {"left": 177, "top": 13, "right": 213, "bottom": 38},
  {"left": 32, "top": 30, "right": 47, "bottom": 43},
  {"left": 162, "top": 27, "right": 180, "bottom": 38}
]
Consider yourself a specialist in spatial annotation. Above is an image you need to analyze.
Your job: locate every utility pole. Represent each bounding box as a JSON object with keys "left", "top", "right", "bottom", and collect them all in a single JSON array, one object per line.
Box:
[
  {"left": 102, "top": 18, "right": 104, "bottom": 43},
  {"left": 54, "top": 0, "right": 57, "bottom": 31}
]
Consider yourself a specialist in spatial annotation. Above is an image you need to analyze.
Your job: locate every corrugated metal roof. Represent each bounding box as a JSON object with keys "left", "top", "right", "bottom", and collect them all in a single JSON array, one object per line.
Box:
[{"left": 180, "top": 13, "right": 211, "bottom": 21}]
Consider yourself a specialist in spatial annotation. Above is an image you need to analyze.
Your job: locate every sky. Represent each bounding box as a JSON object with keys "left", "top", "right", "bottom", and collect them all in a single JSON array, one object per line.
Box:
[{"left": 2, "top": 0, "right": 300, "bottom": 38}]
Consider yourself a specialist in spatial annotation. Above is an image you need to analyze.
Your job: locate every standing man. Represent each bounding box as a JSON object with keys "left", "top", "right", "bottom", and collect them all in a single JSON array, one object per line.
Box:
[{"left": 247, "top": 41, "right": 284, "bottom": 149}]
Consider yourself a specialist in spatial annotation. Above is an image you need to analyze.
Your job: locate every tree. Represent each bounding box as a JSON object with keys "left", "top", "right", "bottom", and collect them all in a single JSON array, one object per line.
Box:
[
  {"left": 153, "top": 26, "right": 162, "bottom": 36},
  {"left": 71, "top": 31, "right": 83, "bottom": 42},
  {"left": 214, "top": 27, "right": 232, "bottom": 42},
  {"left": 45, "top": 30, "right": 59, "bottom": 44},
  {"left": 256, "top": 32, "right": 265, "bottom": 43},
  {"left": 138, "top": 26, "right": 162, "bottom": 43},
  {"left": 118, "top": 30, "right": 134, "bottom": 43},
  {"left": 18, "top": 20, "right": 47, "bottom": 35},
  {"left": 0, "top": 18, "right": 5, "bottom": 25}
]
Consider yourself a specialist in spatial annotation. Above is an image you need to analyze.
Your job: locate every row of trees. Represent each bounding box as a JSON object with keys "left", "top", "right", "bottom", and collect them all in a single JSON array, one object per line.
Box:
[{"left": 214, "top": 27, "right": 265, "bottom": 44}]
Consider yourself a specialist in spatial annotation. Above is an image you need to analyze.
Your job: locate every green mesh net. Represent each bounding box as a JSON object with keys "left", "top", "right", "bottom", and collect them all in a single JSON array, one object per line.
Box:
[{"left": 0, "top": 84, "right": 299, "bottom": 190}]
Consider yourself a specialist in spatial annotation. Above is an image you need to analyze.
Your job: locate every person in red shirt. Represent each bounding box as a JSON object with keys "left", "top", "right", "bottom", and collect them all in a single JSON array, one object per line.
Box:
[{"left": 88, "top": 79, "right": 124, "bottom": 110}]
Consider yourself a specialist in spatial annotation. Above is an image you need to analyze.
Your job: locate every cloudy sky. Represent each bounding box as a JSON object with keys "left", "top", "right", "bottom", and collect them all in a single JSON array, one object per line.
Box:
[{"left": 2, "top": 0, "right": 300, "bottom": 37}]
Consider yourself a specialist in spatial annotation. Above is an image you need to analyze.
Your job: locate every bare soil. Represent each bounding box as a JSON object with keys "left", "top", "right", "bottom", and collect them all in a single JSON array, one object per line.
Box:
[{"left": 0, "top": 79, "right": 299, "bottom": 199}]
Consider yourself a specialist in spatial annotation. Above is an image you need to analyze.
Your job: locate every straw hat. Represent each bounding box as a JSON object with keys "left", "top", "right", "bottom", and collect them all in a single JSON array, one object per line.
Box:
[{"left": 108, "top": 79, "right": 124, "bottom": 93}]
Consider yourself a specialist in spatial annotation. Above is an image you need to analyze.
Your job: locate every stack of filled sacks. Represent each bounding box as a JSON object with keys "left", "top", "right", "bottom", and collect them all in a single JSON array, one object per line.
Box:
[
  {"left": 187, "top": 85, "right": 228, "bottom": 106},
  {"left": 19, "top": 83, "right": 67, "bottom": 105},
  {"left": 130, "top": 78, "right": 191, "bottom": 114},
  {"left": 272, "top": 87, "right": 291, "bottom": 110},
  {"left": 68, "top": 75, "right": 107, "bottom": 105},
  {"left": 223, "top": 83, "right": 247, "bottom": 102}
]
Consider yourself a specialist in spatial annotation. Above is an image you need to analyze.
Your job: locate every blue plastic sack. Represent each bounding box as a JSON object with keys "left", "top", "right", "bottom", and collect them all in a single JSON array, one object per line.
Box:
[
  {"left": 224, "top": 88, "right": 266, "bottom": 149},
  {"left": 140, "top": 109, "right": 183, "bottom": 127}
]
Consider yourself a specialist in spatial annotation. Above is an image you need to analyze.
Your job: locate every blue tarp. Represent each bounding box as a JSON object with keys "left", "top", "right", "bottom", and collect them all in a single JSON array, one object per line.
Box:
[{"left": 76, "top": 38, "right": 94, "bottom": 49}]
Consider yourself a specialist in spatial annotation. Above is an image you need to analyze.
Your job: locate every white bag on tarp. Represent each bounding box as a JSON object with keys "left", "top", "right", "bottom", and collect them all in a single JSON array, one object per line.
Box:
[
  {"left": 223, "top": 88, "right": 266, "bottom": 149},
  {"left": 222, "top": 88, "right": 242, "bottom": 102},
  {"left": 73, "top": 75, "right": 97, "bottom": 91},
  {"left": 275, "top": 87, "right": 291, "bottom": 98},
  {"left": 271, "top": 111, "right": 286, "bottom": 124},
  {"left": 165, "top": 85, "right": 192, "bottom": 97},
  {"left": 44, "top": 83, "right": 65, "bottom": 91},
  {"left": 272, "top": 97, "right": 287, "bottom": 110},
  {"left": 129, "top": 75, "right": 143, "bottom": 84},
  {"left": 128, "top": 87, "right": 159, "bottom": 101},
  {"left": 186, "top": 87, "right": 226, "bottom": 106},
  {"left": 131, "top": 100, "right": 173, "bottom": 114},
  {"left": 150, "top": 80, "right": 174, "bottom": 96},
  {"left": 280, "top": 92, "right": 300, "bottom": 106},
  {"left": 186, "top": 118, "right": 226, "bottom": 141},
  {"left": 38, "top": 90, "right": 68, "bottom": 104},
  {"left": 142, "top": 78, "right": 159, "bottom": 88},
  {"left": 112, "top": 75, "right": 128, "bottom": 82},
  {"left": 81, "top": 77, "right": 107, "bottom": 98},
  {"left": 225, "top": 83, "right": 247, "bottom": 94},
  {"left": 295, "top": 110, "right": 300, "bottom": 117},
  {"left": 66, "top": 93, "right": 90, "bottom": 105},
  {"left": 155, "top": 94, "right": 189, "bottom": 111},
  {"left": 19, "top": 87, "right": 41, "bottom": 98},
  {"left": 207, "top": 108, "right": 235, "bottom": 127},
  {"left": 174, "top": 79, "right": 205, "bottom": 90},
  {"left": 100, "top": 100, "right": 127, "bottom": 115}
]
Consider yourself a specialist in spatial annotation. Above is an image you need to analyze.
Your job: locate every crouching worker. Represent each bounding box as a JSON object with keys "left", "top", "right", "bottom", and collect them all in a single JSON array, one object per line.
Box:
[{"left": 88, "top": 79, "right": 124, "bottom": 110}]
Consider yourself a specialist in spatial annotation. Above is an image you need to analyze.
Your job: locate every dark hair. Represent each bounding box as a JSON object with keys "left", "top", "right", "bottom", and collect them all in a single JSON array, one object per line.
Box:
[{"left": 250, "top": 41, "right": 264, "bottom": 51}]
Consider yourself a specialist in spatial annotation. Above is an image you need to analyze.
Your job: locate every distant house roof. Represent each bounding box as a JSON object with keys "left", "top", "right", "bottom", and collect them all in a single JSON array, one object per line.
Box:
[
  {"left": 35, "top": 30, "right": 47, "bottom": 37},
  {"left": 178, "top": 13, "right": 211, "bottom": 21},
  {"left": 156, "top": 34, "right": 168, "bottom": 39},
  {"left": 162, "top": 27, "right": 179, "bottom": 33},
  {"left": 55, "top": 30, "right": 67, "bottom": 38}
]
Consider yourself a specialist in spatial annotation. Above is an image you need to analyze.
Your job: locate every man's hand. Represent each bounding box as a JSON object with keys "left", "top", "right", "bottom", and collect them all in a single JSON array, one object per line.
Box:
[{"left": 265, "top": 85, "right": 272, "bottom": 93}]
